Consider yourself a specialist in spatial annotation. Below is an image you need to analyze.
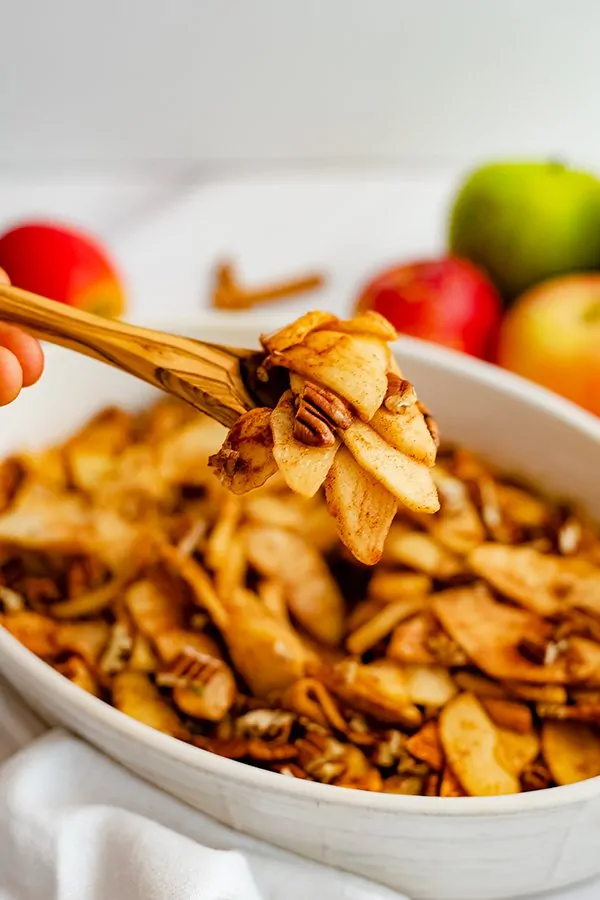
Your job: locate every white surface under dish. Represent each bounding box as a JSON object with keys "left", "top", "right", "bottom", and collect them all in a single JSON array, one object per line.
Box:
[{"left": 1, "top": 320, "right": 600, "bottom": 900}]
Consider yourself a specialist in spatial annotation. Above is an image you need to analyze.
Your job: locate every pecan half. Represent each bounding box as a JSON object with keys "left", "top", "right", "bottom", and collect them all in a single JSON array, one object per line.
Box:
[
  {"left": 157, "top": 648, "right": 236, "bottom": 721},
  {"left": 384, "top": 373, "right": 417, "bottom": 413},
  {"left": 293, "top": 381, "right": 352, "bottom": 447},
  {"left": 294, "top": 405, "right": 336, "bottom": 447}
]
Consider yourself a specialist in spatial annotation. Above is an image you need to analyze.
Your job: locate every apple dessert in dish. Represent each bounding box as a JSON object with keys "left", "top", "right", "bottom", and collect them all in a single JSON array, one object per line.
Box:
[
  {"left": 210, "top": 311, "right": 440, "bottom": 564},
  {"left": 1, "top": 385, "right": 600, "bottom": 796}
]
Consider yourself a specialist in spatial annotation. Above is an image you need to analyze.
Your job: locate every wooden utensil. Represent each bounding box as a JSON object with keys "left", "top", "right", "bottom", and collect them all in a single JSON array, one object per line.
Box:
[{"left": 0, "top": 284, "right": 281, "bottom": 427}]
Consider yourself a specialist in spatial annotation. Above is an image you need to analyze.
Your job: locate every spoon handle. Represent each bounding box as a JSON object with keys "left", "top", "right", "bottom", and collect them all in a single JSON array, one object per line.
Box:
[{"left": 0, "top": 284, "right": 253, "bottom": 426}]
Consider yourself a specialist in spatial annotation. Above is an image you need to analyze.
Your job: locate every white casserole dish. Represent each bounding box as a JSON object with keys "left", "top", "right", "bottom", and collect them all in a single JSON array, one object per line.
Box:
[{"left": 1, "top": 317, "right": 600, "bottom": 900}]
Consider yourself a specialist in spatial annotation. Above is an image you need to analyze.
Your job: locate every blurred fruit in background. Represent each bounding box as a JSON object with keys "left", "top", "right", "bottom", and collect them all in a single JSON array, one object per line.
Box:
[
  {"left": 498, "top": 273, "right": 600, "bottom": 416},
  {"left": 355, "top": 256, "right": 502, "bottom": 360},
  {"left": 449, "top": 162, "right": 600, "bottom": 304},
  {"left": 0, "top": 223, "right": 125, "bottom": 317}
]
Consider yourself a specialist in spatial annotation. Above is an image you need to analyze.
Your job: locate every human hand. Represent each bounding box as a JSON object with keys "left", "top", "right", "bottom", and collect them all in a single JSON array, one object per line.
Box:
[{"left": 0, "top": 267, "right": 44, "bottom": 405}]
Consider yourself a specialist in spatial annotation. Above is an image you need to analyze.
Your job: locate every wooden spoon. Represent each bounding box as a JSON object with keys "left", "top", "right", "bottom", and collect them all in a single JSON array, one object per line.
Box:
[{"left": 0, "top": 284, "right": 284, "bottom": 427}]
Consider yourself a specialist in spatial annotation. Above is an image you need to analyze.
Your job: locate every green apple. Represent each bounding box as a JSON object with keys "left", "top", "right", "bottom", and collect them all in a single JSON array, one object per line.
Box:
[{"left": 449, "top": 161, "right": 600, "bottom": 302}]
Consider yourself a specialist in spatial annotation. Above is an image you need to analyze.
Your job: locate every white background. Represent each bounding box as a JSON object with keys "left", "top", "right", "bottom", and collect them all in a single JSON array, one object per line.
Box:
[
  {"left": 1, "top": 5, "right": 600, "bottom": 898},
  {"left": 1, "top": 0, "right": 599, "bottom": 170}
]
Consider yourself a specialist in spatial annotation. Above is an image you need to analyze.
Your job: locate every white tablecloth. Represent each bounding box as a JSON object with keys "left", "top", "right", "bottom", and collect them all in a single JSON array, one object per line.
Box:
[{"left": 0, "top": 678, "right": 409, "bottom": 900}]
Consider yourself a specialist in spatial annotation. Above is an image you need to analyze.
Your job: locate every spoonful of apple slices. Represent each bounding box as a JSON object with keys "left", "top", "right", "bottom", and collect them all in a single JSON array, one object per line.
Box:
[
  {"left": 0, "top": 286, "right": 440, "bottom": 563},
  {"left": 210, "top": 310, "right": 440, "bottom": 563}
]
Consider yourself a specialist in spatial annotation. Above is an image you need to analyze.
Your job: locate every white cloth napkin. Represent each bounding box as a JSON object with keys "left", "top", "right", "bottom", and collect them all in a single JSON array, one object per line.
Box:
[{"left": 0, "top": 677, "right": 407, "bottom": 900}]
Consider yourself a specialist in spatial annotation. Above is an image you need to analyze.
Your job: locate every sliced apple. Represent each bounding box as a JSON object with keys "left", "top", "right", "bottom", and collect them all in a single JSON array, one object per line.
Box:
[
  {"left": 387, "top": 612, "right": 437, "bottom": 664},
  {"left": 324, "top": 446, "right": 396, "bottom": 565},
  {"left": 319, "top": 311, "right": 398, "bottom": 341},
  {"left": 270, "top": 390, "right": 338, "bottom": 497},
  {"left": 382, "top": 525, "right": 463, "bottom": 578},
  {"left": 222, "top": 587, "right": 312, "bottom": 697},
  {"left": 469, "top": 544, "right": 566, "bottom": 616},
  {"left": 346, "top": 596, "right": 428, "bottom": 655},
  {"left": 403, "top": 664, "right": 457, "bottom": 707},
  {"left": 496, "top": 728, "right": 540, "bottom": 777},
  {"left": 370, "top": 404, "right": 437, "bottom": 466},
  {"left": 440, "top": 692, "right": 520, "bottom": 796},
  {"left": 244, "top": 524, "right": 345, "bottom": 646},
  {"left": 209, "top": 407, "right": 277, "bottom": 494},
  {"left": 542, "top": 720, "right": 600, "bottom": 785},
  {"left": 321, "top": 658, "right": 422, "bottom": 728},
  {"left": 261, "top": 311, "right": 337, "bottom": 353},
  {"left": 432, "top": 586, "right": 590, "bottom": 684},
  {"left": 342, "top": 420, "right": 439, "bottom": 513},
  {"left": 274, "top": 330, "right": 390, "bottom": 422}
]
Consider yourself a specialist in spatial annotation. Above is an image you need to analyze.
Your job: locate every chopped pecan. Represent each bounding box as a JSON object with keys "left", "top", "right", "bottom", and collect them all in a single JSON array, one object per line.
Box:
[
  {"left": 477, "top": 476, "right": 511, "bottom": 539},
  {"left": 0, "top": 585, "right": 25, "bottom": 613},
  {"left": 371, "top": 730, "right": 407, "bottom": 768},
  {"left": 543, "top": 639, "right": 570, "bottom": 665},
  {"left": 296, "top": 732, "right": 348, "bottom": 782},
  {"left": 233, "top": 708, "right": 295, "bottom": 744},
  {"left": 536, "top": 702, "right": 600, "bottom": 724},
  {"left": 557, "top": 516, "right": 583, "bottom": 555},
  {"left": 517, "top": 634, "right": 569, "bottom": 667},
  {"left": 372, "top": 729, "right": 431, "bottom": 776},
  {"left": 517, "top": 635, "right": 548, "bottom": 665},
  {"left": 383, "top": 373, "right": 417, "bottom": 413},
  {"left": 67, "top": 557, "right": 105, "bottom": 598},
  {"left": 397, "top": 753, "right": 430, "bottom": 778},
  {"left": 99, "top": 621, "right": 133, "bottom": 675},
  {"left": 295, "top": 730, "right": 380, "bottom": 788},
  {"left": 18, "top": 576, "right": 61, "bottom": 609},
  {"left": 293, "top": 381, "right": 352, "bottom": 447},
  {"left": 521, "top": 760, "right": 553, "bottom": 791}
]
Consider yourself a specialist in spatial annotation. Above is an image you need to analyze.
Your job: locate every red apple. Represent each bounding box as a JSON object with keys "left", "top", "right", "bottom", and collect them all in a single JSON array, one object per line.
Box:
[
  {"left": 498, "top": 273, "right": 600, "bottom": 416},
  {"left": 0, "top": 222, "right": 125, "bottom": 317},
  {"left": 356, "top": 256, "right": 502, "bottom": 360}
]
